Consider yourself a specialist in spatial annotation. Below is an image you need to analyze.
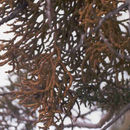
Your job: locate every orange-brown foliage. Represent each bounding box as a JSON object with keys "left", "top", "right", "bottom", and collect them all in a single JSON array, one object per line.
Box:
[{"left": 0, "top": 0, "right": 129, "bottom": 129}]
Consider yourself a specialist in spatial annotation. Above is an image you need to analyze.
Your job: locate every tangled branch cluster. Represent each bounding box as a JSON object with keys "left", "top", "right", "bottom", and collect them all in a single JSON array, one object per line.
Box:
[{"left": 0, "top": 0, "right": 129, "bottom": 129}]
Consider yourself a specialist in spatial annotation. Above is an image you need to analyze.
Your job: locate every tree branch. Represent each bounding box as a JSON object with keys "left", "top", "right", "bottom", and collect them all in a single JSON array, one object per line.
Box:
[
  {"left": 102, "top": 103, "right": 130, "bottom": 130},
  {"left": 70, "top": 3, "right": 128, "bottom": 53},
  {"left": 65, "top": 104, "right": 130, "bottom": 129},
  {"left": 64, "top": 109, "right": 114, "bottom": 129},
  {"left": 99, "top": 29, "right": 130, "bottom": 62},
  {"left": 46, "top": 0, "right": 52, "bottom": 28},
  {"left": 94, "top": 3, "right": 128, "bottom": 33},
  {"left": 0, "top": 1, "right": 28, "bottom": 26},
  {"left": 0, "top": 91, "right": 16, "bottom": 96}
]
